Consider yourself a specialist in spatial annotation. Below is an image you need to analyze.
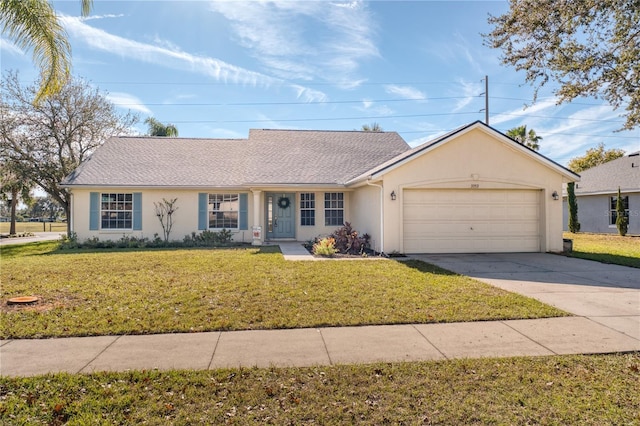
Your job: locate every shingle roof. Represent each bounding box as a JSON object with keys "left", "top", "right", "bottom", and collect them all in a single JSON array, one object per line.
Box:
[
  {"left": 574, "top": 152, "right": 640, "bottom": 195},
  {"left": 246, "top": 129, "right": 409, "bottom": 184},
  {"left": 62, "top": 130, "right": 410, "bottom": 187}
]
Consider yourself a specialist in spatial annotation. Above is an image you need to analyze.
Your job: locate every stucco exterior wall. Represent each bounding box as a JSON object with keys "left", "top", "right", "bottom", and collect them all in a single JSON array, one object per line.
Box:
[
  {"left": 71, "top": 188, "right": 255, "bottom": 243},
  {"left": 348, "top": 184, "right": 382, "bottom": 252},
  {"left": 291, "top": 191, "right": 352, "bottom": 242},
  {"left": 563, "top": 193, "right": 640, "bottom": 235},
  {"left": 70, "top": 187, "right": 353, "bottom": 244},
  {"left": 377, "top": 127, "right": 566, "bottom": 253}
]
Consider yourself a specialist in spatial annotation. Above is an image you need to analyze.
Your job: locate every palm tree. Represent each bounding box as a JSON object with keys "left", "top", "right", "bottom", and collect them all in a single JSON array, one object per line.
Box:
[
  {"left": 361, "top": 122, "right": 383, "bottom": 132},
  {"left": 506, "top": 125, "right": 542, "bottom": 151},
  {"left": 145, "top": 117, "right": 179, "bottom": 137},
  {"left": 0, "top": 0, "right": 93, "bottom": 102}
]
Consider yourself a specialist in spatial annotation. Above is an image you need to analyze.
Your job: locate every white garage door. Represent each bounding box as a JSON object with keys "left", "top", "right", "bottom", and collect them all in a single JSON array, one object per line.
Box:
[{"left": 403, "top": 189, "right": 540, "bottom": 253}]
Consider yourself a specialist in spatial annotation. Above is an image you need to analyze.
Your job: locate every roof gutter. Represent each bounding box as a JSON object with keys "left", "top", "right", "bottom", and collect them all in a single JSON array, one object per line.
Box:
[{"left": 366, "top": 179, "right": 384, "bottom": 255}]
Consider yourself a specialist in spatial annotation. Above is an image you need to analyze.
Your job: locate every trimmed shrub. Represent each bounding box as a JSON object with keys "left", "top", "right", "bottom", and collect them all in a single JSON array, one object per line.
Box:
[{"left": 313, "top": 237, "right": 338, "bottom": 257}]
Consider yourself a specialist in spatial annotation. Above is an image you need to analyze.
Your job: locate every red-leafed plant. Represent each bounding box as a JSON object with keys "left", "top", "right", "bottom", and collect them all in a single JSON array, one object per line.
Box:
[{"left": 330, "top": 222, "right": 370, "bottom": 255}]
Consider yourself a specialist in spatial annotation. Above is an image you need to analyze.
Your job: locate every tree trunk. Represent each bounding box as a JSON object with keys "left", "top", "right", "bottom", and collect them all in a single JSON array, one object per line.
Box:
[{"left": 9, "top": 188, "right": 17, "bottom": 235}]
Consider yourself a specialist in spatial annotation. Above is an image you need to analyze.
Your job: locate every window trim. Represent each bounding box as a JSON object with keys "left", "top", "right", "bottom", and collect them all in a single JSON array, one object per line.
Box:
[
  {"left": 324, "top": 192, "right": 344, "bottom": 227},
  {"left": 300, "top": 192, "right": 316, "bottom": 226},
  {"left": 208, "top": 193, "right": 240, "bottom": 230},
  {"left": 100, "top": 192, "right": 133, "bottom": 230}
]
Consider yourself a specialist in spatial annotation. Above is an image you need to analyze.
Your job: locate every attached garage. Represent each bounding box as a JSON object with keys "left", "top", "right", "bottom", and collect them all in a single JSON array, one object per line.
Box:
[
  {"left": 347, "top": 121, "right": 580, "bottom": 254},
  {"left": 402, "top": 189, "right": 541, "bottom": 253}
]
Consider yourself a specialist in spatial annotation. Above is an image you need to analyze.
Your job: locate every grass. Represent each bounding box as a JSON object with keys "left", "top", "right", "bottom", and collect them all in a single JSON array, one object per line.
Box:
[
  {"left": 563, "top": 232, "right": 640, "bottom": 268},
  {"left": 1, "top": 354, "right": 638, "bottom": 425},
  {"left": 0, "top": 222, "right": 67, "bottom": 234},
  {"left": 0, "top": 242, "right": 567, "bottom": 339}
]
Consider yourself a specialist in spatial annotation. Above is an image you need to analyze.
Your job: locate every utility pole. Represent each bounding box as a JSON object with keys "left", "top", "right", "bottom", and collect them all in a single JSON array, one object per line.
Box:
[{"left": 480, "top": 75, "right": 489, "bottom": 125}]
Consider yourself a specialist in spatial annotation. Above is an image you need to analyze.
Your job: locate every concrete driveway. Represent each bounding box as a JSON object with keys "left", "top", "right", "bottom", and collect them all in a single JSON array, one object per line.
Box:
[{"left": 410, "top": 253, "right": 640, "bottom": 340}]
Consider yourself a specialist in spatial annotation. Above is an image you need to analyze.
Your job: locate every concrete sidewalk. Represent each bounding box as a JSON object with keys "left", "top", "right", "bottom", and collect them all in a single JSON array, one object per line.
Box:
[
  {"left": 1, "top": 245, "right": 638, "bottom": 377},
  {"left": 2, "top": 317, "right": 638, "bottom": 377}
]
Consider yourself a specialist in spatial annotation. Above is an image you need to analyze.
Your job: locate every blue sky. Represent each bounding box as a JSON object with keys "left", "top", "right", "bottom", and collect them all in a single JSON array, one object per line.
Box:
[{"left": 2, "top": 0, "right": 639, "bottom": 166}]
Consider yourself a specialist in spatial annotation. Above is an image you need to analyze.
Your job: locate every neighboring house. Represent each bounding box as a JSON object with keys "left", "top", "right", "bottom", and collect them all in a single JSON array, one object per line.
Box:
[
  {"left": 62, "top": 121, "right": 579, "bottom": 253},
  {"left": 563, "top": 152, "right": 640, "bottom": 235}
]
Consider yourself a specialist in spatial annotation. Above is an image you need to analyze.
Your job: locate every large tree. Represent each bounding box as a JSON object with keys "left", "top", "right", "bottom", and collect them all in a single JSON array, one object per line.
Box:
[
  {"left": 0, "top": 0, "right": 93, "bottom": 102},
  {"left": 506, "top": 125, "right": 542, "bottom": 151},
  {"left": 485, "top": 0, "right": 640, "bottom": 131},
  {"left": 567, "top": 143, "right": 625, "bottom": 173},
  {"left": 0, "top": 71, "right": 138, "bottom": 235},
  {"left": 145, "top": 117, "right": 179, "bottom": 137}
]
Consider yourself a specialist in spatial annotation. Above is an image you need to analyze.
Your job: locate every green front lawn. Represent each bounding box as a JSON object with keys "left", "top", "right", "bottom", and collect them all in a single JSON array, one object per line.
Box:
[
  {"left": 1, "top": 354, "right": 638, "bottom": 425},
  {"left": 563, "top": 232, "right": 640, "bottom": 268},
  {"left": 0, "top": 242, "right": 566, "bottom": 339}
]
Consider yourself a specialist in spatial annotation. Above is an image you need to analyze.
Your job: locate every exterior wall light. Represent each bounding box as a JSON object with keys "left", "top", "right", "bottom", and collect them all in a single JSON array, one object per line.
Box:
[
  {"left": 390, "top": 190, "right": 397, "bottom": 201},
  {"left": 552, "top": 191, "right": 559, "bottom": 200}
]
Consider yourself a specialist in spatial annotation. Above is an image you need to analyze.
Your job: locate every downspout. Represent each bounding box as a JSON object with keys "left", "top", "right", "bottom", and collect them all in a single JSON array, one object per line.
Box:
[{"left": 366, "top": 179, "right": 384, "bottom": 255}]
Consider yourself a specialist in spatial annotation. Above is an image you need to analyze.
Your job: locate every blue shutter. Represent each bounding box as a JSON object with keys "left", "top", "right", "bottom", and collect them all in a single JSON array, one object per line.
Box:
[
  {"left": 239, "top": 193, "right": 248, "bottom": 230},
  {"left": 89, "top": 192, "right": 99, "bottom": 230},
  {"left": 133, "top": 192, "right": 142, "bottom": 230},
  {"left": 198, "top": 193, "right": 208, "bottom": 230}
]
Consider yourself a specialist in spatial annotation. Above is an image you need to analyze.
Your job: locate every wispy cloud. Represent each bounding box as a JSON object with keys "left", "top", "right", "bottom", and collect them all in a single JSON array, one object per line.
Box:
[
  {"left": 0, "top": 38, "right": 25, "bottom": 56},
  {"left": 59, "top": 15, "right": 327, "bottom": 103},
  {"left": 423, "top": 32, "right": 483, "bottom": 74},
  {"left": 534, "top": 105, "right": 627, "bottom": 163},
  {"left": 490, "top": 97, "right": 559, "bottom": 126},
  {"left": 80, "top": 14, "right": 125, "bottom": 21},
  {"left": 452, "top": 79, "right": 482, "bottom": 112},
  {"left": 359, "top": 98, "right": 394, "bottom": 117},
  {"left": 209, "top": 0, "right": 379, "bottom": 85},
  {"left": 384, "top": 85, "right": 426, "bottom": 100},
  {"left": 106, "top": 92, "right": 152, "bottom": 115}
]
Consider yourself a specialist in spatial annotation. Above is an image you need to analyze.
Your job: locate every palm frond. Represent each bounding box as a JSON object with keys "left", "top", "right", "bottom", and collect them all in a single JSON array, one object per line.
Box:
[{"left": 0, "top": 0, "right": 71, "bottom": 102}]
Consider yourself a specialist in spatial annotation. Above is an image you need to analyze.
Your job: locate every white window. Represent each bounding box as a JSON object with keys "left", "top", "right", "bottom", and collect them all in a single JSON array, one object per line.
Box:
[
  {"left": 209, "top": 194, "right": 239, "bottom": 229},
  {"left": 610, "top": 196, "right": 629, "bottom": 226},
  {"left": 101, "top": 193, "right": 133, "bottom": 229},
  {"left": 324, "top": 192, "right": 344, "bottom": 226},
  {"left": 300, "top": 193, "right": 315, "bottom": 226}
]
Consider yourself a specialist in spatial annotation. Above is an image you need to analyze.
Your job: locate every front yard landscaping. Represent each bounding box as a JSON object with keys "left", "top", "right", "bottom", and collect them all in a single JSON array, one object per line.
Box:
[
  {"left": 1, "top": 354, "right": 638, "bottom": 424},
  {"left": 0, "top": 242, "right": 567, "bottom": 339},
  {"left": 563, "top": 232, "right": 640, "bottom": 268}
]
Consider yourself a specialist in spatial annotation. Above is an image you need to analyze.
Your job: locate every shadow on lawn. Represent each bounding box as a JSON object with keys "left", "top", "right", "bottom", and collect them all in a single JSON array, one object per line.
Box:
[
  {"left": 252, "top": 245, "right": 282, "bottom": 255},
  {"left": 564, "top": 251, "right": 640, "bottom": 269},
  {"left": 394, "top": 258, "right": 459, "bottom": 276}
]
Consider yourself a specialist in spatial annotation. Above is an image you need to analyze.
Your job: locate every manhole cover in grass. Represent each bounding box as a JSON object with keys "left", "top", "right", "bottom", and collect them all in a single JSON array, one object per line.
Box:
[{"left": 7, "top": 296, "right": 39, "bottom": 305}]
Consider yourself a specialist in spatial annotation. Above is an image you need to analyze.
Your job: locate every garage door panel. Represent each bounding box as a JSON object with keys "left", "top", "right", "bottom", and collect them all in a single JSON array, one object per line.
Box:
[{"left": 403, "top": 189, "right": 540, "bottom": 253}]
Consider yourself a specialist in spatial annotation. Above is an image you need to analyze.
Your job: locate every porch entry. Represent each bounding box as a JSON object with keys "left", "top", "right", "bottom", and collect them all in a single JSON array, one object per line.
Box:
[{"left": 266, "top": 192, "right": 295, "bottom": 239}]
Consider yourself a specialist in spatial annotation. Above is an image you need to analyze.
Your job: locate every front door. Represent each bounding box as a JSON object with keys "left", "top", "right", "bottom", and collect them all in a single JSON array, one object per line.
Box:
[{"left": 266, "top": 193, "right": 295, "bottom": 239}]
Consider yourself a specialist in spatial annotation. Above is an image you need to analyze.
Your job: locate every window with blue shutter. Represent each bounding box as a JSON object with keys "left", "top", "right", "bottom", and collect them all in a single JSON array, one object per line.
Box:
[
  {"left": 239, "top": 193, "right": 248, "bottom": 230},
  {"left": 133, "top": 192, "right": 142, "bottom": 230}
]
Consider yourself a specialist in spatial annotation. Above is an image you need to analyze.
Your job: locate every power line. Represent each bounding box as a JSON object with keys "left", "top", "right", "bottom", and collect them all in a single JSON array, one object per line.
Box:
[
  {"left": 170, "top": 111, "right": 481, "bottom": 124},
  {"left": 110, "top": 95, "right": 607, "bottom": 108},
  {"left": 113, "top": 97, "right": 449, "bottom": 107}
]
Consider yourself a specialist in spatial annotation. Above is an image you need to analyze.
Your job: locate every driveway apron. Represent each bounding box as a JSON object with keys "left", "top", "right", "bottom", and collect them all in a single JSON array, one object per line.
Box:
[{"left": 410, "top": 253, "right": 640, "bottom": 340}]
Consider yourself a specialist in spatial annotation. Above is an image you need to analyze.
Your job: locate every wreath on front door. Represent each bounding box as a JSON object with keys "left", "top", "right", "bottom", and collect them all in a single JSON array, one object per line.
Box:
[{"left": 277, "top": 196, "right": 291, "bottom": 209}]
